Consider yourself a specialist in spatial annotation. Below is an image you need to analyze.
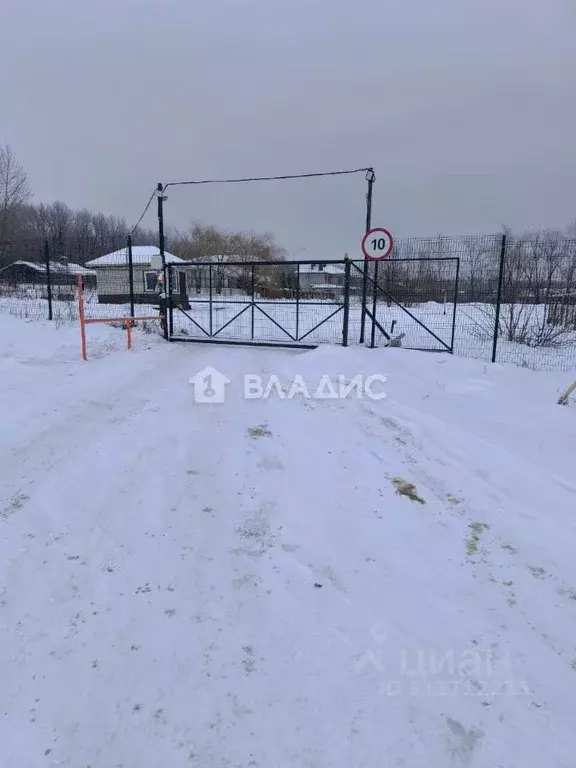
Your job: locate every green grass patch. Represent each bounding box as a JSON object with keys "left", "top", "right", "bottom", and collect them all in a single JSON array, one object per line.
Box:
[
  {"left": 247, "top": 423, "right": 273, "bottom": 440},
  {"left": 391, "top": 478, "right": 426, "bottom": 505},
  {"left": 466, "top": 521, "right": 490, "bottom": 556},
  {"left": 528, "top": 565, "right": 547, "bottom": 579}
]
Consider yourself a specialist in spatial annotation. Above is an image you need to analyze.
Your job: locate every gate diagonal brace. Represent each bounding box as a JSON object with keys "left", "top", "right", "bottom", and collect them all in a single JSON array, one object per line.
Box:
[
  {"left": 364, "top": 308, "right": 391, "bottom": 342},
  {"left": 298, "top": 305, "right": 344, "bottom": 343},
  {"left": 350, "top": 261, "right": 452, "bottom": 352},
  {"left": 253, "top": 303, "right": 297, "bottom": 341},
  {"left": 212, "top": 303, "right": 252, "bottom": 338},
  {"left": 171, "top": 305, "right": 211, "bottom": 337}
]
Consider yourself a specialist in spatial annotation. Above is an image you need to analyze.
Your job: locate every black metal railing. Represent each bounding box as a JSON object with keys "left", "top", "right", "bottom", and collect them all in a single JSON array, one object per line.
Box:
[{"left": 3, "top": 234, "right": 576, "bottom": 371}]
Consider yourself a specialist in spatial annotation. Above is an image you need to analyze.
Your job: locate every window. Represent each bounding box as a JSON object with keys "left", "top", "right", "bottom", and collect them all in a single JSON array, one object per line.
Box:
[
  {"left": 173, "top": 271, "right": 187, "bottom": 294},
  {"left": 144, "top": 270, "right": 158, "bottom": 292}
]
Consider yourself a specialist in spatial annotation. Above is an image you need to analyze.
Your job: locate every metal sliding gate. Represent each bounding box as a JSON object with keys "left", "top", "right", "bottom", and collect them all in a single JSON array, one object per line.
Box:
[
  {"left": 167, "top": 261, "right": 350, "bottom": 348},
  {"left": 167, "top": 258, "right": 460, "bottom": 352}
]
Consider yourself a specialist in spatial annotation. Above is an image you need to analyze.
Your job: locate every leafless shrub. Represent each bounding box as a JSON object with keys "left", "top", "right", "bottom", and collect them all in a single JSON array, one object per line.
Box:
[{"left": 463, "top": 230, "right": 576, "bottom": 348}]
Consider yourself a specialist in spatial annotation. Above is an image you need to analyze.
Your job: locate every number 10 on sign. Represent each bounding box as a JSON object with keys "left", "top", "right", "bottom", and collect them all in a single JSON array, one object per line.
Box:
[{"left": 362, "top": 228, "right": 394, "bottom": 261}]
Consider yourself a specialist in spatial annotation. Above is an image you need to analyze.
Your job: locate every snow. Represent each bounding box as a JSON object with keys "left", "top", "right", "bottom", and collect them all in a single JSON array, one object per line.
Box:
[
  {"left": 0, "top": 260, "right": 95, "bottom": 276},
  {"left": 1, "top": 289, "right": 576, "bottom": 370},
  {"left": 0, "top": 293, "right": 161, "bottom": 325},
  {"left": 171, "top": 296, "right": 576, "bottom": 370},
  {"left": 1, "top": 314, "right": 576, "bottom": 767},
  {"left": 86, "top": 246, "right": 184, "bottom": 267}
]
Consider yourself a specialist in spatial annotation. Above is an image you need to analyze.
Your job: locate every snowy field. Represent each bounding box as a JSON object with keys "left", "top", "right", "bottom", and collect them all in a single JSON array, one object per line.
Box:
[
  {"left": 2, "top": 290, "right": 576, "bottom": 370},
  {"left": 172, "top": 297, "right": 576, "bottom": 370},
  {"left": 1, "top": 314, "right": 576, "bottom": 767}
]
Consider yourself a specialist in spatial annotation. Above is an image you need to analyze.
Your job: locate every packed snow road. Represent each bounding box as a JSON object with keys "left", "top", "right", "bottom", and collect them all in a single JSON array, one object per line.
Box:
[{"left": 1, "top": 316, "right": 576, "bottom": 767}]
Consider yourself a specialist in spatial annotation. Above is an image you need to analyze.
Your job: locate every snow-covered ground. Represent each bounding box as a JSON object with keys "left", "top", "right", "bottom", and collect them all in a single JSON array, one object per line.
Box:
[
  {"left": 1, "top": 314, "right": 576, "bottom": 767},
  {"left": 2, "top": 291, "right": 576, "bottom": 370},
  {"left": 172, "top": 297, "right": 576, "bottom": 370}
]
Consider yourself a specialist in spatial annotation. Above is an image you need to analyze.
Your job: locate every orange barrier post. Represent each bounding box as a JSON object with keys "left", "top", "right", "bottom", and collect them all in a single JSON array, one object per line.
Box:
[
  {"left": 78, "top": 302, "right": 162, "bottom": 360},
  {"left": 125, "top": 318, "right": 132, "bottom": 350},
  {"left": 77, "top": 275, "right": 88, "bottom": 361},
  {"left": 84, "top": 316, "right": 161, "bottom": 324}
]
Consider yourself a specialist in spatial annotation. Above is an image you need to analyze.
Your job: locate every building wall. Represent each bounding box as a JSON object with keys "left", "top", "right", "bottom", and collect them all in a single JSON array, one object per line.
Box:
[
  {"left": 95, "top": 266, "right": 143, "bottom": 295},
  {"left": 94, "top": 264, "right": 235, "bottom": 304},
  {"left": 94, "top": 265, "right": 158, "bottom": 304}
]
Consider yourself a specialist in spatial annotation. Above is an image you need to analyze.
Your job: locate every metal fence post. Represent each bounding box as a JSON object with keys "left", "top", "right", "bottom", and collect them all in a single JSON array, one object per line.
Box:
[
  {"left": 492, "top": 234, "right": 507, "bottom": 363},
  {"left": 295, "top": 263, "right": 300, "bottom": 341},
  {"left": 76, "top": 275, "right": 88, "bottom": 360},
  {"left": 167, "top": 263, "right": 174, "bottom": 339},
  {"left": 127, "top": 233, "right": 135, "bottom": 318},
  {"left": 251, "top": 264, "right": 255, "bottom": 340},
  {"left": 450, "top": 257, "right": 460, "bottom": 353},
  {"left": 209, "top": 264, "right": 213, "bottom": 337},
  {"left": 370, "top": 261, "right": 379, "bottom": 348},
  {"left": 157, "top": 182, "right": 168, "bottom": 340},
  {"left": 359, "top": 169, "right": 375, "bottom": 343},
  {"left": 342, "top": 257, "right": 351, "bottom": 347},
  {"left": 44, "top": 240, "right": 53, "bottom": 321}
]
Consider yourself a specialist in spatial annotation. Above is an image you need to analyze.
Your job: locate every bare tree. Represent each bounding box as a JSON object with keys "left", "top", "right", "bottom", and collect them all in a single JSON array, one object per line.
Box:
[
  {"left": 460, "top": 236, "right": 500, "bottom": 302},
  {"left": 182, "top": 222, "right": 287, "bottom": 294},
  {"left": 471, "top": 228, "right": 576, "bottom": 348},
  {"left": 0, "top": 144, "right": 32, "bottom": 249}
]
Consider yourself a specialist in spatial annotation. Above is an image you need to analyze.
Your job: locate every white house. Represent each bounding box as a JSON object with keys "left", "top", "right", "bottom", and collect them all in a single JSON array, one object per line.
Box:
[{"left": 86, "top": 246, "right": 186, "bottom": 304}]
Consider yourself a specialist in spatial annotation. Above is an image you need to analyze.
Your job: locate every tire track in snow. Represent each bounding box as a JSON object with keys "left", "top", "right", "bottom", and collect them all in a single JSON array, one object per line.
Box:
[
  {"left": 0, "top": 346, "right": 180, "bottom": 506},
  {"left": 0, "top": 347, "right": 213, "bottom": 765}
]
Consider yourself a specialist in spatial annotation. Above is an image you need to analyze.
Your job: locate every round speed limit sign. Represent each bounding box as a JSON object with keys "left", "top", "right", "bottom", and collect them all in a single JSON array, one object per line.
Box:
[{"left": 362, "top": 228, "right": 394, "bottom": 261}]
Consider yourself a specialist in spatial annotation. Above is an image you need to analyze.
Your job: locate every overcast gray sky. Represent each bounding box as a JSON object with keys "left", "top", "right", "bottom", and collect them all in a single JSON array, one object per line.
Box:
[{"left": 2, "top": 0, "right": 575, "bottom": 256}]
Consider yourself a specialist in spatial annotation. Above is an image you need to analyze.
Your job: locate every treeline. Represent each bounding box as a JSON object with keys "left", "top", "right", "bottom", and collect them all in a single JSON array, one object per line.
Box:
[
  {"left": 0, "top": 202, "right": 287, "bottom": 268},
  {"left": 0, "top": 144, "right": 155, "bottom": 266},
  {"left": 0, "top": 200, "right": 157, "bottom": 267},
  {"left": 384, "top": 228, "right": 576, "bottom": 302},
  {"left": 0, "top": 144, "right": 286, "bottom": 267}
]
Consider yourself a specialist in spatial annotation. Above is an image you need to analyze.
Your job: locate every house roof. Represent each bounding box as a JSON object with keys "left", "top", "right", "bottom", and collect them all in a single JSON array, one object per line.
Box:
[
  {"left": 85, "top": 246, "right": 184, "bottom": 267},
  {"left": 1, "top": 260, "right": 95, "bottom": 276}
]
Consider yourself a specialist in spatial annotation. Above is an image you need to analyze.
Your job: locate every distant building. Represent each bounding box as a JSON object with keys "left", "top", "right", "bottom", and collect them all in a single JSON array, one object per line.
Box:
[
  {"left": 298, "top": 263, "right": 345, "bottom": 296},
  {"left": 86, "top": 246, "right": 186, "bottom": 304},
  {"left": 0, "top": 260, "right": 96, "bottom": 288}
]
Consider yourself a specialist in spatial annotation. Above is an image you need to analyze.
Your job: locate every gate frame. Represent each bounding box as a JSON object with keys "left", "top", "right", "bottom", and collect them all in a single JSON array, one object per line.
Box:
[
  {"left": 149, "top": 167, "right": 376, "bottom": 344},
  {"left": 349, "top": 257, "right": 461, "bottom": 352},
  {"left": 167, "top": 259, "right": 352, "bottom": 349},
  {"left": 166, "top": 256, "right": 460, "bottom": 352}
]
